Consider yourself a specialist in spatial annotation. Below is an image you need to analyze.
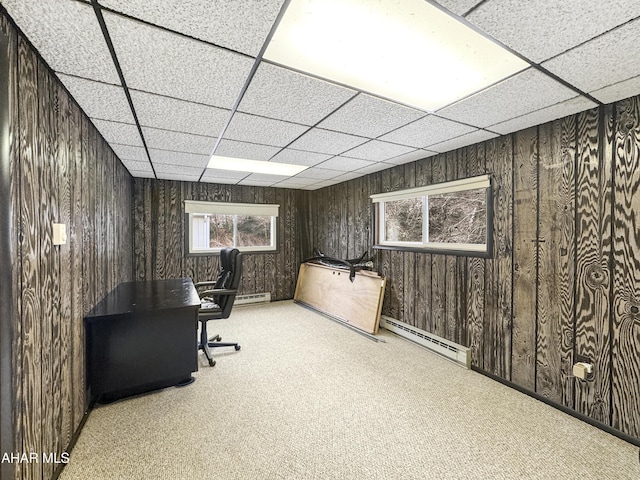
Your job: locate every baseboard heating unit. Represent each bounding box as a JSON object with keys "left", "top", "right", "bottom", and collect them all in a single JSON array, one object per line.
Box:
[
  {"left": 234, "top": 292, "right": 271, "bottom": 306},
  {"left": 380, "top": 316, "right": 470, "bottom": 368}
]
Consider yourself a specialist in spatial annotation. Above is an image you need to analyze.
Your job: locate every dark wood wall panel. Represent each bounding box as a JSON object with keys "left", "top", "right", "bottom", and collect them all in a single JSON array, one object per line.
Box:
[
  {"left": 132, "top": 179, "right": 300, "bottom": 301},
  {"left": 573, "top": 107, "right": 612, "bottom": 425},
  {"left": 484, "top": 135, "right": 513, "bottom": 379},
  {"left": 301, "top": 94, "right": 640, "bottom": 441},
  {"left": 536, "top": 117, "right": 576, "bottom": 407},
  {"left": 512, "top": 127, "right": 538, "bottom": 390},
  {"left": 611, "top": 96, "right": 640, "bottom": 438},
  {"left": 5, "top": 13, "right": 134, "bottom": 479}
]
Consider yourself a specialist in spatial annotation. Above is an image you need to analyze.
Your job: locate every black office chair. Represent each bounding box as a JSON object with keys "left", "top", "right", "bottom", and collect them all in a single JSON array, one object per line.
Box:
[{"left": 195, "top": 247, "right": 243, "bottom": 367}]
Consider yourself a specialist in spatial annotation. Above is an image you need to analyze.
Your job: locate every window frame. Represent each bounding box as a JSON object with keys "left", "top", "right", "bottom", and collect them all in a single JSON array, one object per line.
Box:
[
  {"left": 371, "top": 174, "right": 493, "bottom": 257},
  {"left": 184, "top": 201, "right": 279, "bottom": 256}
]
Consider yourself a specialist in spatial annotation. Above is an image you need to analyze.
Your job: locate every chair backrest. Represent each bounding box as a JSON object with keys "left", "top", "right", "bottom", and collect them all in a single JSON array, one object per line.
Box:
[{"left": 215, "top": 247, "right": 243, "bottom": 318}]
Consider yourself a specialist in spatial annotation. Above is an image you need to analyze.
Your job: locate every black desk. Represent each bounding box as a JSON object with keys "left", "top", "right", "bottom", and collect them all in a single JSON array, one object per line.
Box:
[{"left": 85, "top": 278, "right": 200, "bottom": 403}]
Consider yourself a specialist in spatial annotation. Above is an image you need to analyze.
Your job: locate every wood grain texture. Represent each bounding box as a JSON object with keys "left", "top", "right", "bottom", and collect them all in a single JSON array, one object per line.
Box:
[
  {"left": 431, "top": 154, "right": 447, "bottom": 338},
  {"left": 7, "top": 18, "right": 135, "bottom": 480},
  {"left": 511, "top": 126, "right": 538, "bottom": 390},
  {"left": 3, "top": 15, "right": 21, "bottom": 480},
  {"left": 611, "top": 96, "right": 640, "bottom": 438},
  {"left": 536, "top": 117, "right": 576, "bottom": 407},
  {"left": 484, "top": 135, "right": 513, "bottom": 379},
  {"left": 445, "top": 151, "right": 457, "bottom": 342},
  {"left": 574, "top": 107, "right": 612, "bottom": 424},
  {"left": 18, "top": 37, "right": 43, "bottom": 480},
  {"left": 294, "top": 262, "right": 385, "bottom": 334},
  {"left": 414, "top": 157, "right": 432, "bottom": 333},
  {"left": 132, "top": 180, "right": 300, "bottom": 301},
  {"left": 38, "top": 64, "right": 56, "bottom": 480},
  {"left": 466, "top": 143, "right": 486, "bottom": 367},
  {"left": 68, "top": 99, "right": 85, "bottom": 434}
]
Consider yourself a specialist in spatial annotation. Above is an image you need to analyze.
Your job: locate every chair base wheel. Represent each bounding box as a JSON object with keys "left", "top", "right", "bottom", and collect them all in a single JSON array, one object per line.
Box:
[
  {"left": 208, "top": 358, "right": 216, "bottom": 367},
  {"left": 235, "top": 345, "right": 241, "bottom": 351}
]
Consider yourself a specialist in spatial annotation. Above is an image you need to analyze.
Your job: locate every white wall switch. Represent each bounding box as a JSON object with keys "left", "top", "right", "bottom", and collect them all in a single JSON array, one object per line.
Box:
[{"left": 53, "top": 223, "right": 67, "bottom": 245}]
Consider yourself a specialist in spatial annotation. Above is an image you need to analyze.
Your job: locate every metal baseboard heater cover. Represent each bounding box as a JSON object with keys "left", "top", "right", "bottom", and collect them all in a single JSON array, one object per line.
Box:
[
  {"left": 380, "top": 316, "right": 470, "bottom": 368},
  {"left": 234, "top": 292, "right": 271, "bottom": 305}
]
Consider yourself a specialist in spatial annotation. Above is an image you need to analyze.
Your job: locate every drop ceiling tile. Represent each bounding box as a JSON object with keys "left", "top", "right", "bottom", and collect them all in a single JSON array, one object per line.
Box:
[
  {"left": 342, "top": 140, "right": 415, "bottom": 162},
  {"left": 148, "top": 149, "right": 209, "bottom": 168},
  {"left": 436, "top": 68, "right": 577, "bottom": 129},
  {"left": 269, "top": 148, "right": 333, "bottom": 167},
  {"left": 489, "top": 96, "right": 598, "bottom": 135},
  {"left": 312, "top": 180, "right": 341, "bottom": 189},
  {"left": 428, "top": 130, "right": 499, "bottom": 153},
  {"left": 130, "top": 90, "right": 229, "bottom": 136},
  {"left": 99, "top": 0, "right": 285, "bottom": 56},
  {"left": 384, "top": 149, "right": 437, "bottom": 165},
  {"left": 110, "top": 144, "right": 148, "bottom": 162},
  {"left": 92, "top": 119, "right": 143, "bottom": 146},
  {"left": 156, "top": 172, "right": 202, "bottom": 182},
  {"left": 58, "top": 75, "right": 134, "bottom": 123},
  {"left": 1, "top": 0, "right": 119, "bottom": 82},
  {"left": 331, "top": 172, "right": 365, "bottom": 183},
  {"left": 238, "top": 62, "right": 358, "bottom": 125},
  {"left": 316, "top": 157, "right": 376, "bottom": 172},
  {"left": 104, "top": 12, "right": 254, "bottom": 108},
  {"left": 294, "top": 167, "right": 342, "bottom": 180},
  {"left": 591, "top": 76, "right": 640, "bottom": 105},
  {"left": 379, "top": 115, "right": 476, "bottom": 148},
  {"left": 224, "top": 113, "right": 309, "bottom": 147},
  {"left": 153, "top": 163, "right": 202, "bottom": 176},
  {"left": 129, "top": 170, "right": 155, "bottom": 179},
  {"left": 120, "top": 159, "right": 152, "bottom": 172},
  {"left": 317, "top": 94, "right": 426, "bottom": 138},
  {"left": 542, "top": 18, "right": 640, "bottom": 95},
  {"left": 242, "top": 173, "right": 290, "bottom": 183},
  {"left": 215, "top": 139, "right": 280, "bottom": 161},
  {"left": 287, "top": 129, "right": 368, "bottom": 155},
  {"left": 142, "top": 127, "right": 216, "bottom": 155},
  {"left": 466, "top": 0, "right": 640, "bottom": 63},
  {"left": 434, "top": 0, "right": 482, "bottom": 16},
  {"left": 355, "top": 162, "right": 396, "bottom": 175},
  {"left": 273, "top": 178, "right": 318, "bottom": 188},
  {"left": 201, "top": 169, "right": 248, "bottom": 182},
  {"left": 237, "top": 179, "right": 277, "bottom": 187}
]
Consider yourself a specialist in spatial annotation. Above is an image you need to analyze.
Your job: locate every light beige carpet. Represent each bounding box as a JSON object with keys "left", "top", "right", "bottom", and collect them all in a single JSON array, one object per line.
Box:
[{"left": 59, "top": 300, "right": 639, "bottom": 479}]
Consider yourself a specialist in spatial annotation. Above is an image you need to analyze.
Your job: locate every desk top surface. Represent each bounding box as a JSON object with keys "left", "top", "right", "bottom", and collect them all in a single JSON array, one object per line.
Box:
[{"left": 86, "top": 278, "right": 200, "bottom": 319}]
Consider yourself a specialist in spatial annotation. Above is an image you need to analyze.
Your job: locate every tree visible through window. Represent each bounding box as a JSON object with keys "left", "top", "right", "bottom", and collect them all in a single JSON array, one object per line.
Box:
[
  {"left": 185, "top": 201, "right": 279, "bottom": 254},
  {"left": 371, "top": 175, "right": 491, "bottom": 254}
]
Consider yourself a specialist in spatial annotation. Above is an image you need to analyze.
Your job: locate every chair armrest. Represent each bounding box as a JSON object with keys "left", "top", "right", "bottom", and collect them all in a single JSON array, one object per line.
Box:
[
  {"left": 200, "top": 288, "right": 237, "bottom": 297},
  {"left": 195, "top": 281, "right": 218, "bottom": 288}
]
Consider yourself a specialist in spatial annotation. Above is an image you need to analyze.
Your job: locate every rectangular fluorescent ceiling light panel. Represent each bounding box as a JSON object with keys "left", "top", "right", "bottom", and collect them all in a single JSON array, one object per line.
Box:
[
  {"left": 207, "top": 156, "right": 308, "bottom": 176},
  {"left": 265, "top": 0, "right": 529, "bottom": 112}
]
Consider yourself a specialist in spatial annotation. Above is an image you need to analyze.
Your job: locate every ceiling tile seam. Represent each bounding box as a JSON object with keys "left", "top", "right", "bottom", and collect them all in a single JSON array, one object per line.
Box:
[
  {"left": 529, "top": 63, "right": 602, "bottom": 106},
  {"left": 259, "top": 92, "right": 375, "bottom": 166},
  {"left": 197, "top": 0, "right": 294, "bottom": 183},
  {"left": 260, "top": 58, "right": 437, "bottom": 115},
  {"left": 0, "top": 2, "right": 136, "bottom": 177},
  {"left": 538, "top": 14, "right": 640, "bottom": 66},
  {"left": 459, "top": 0, "right": 488, "bottom": 17},
  {"left": 128, "top": 86, "right": 235, "bottom": 111},
  {"left": 90, "top": 0, "right": 157, "bottom": 178},
  {"left": 95, "top": 3, "right": 256, "bottom": 61}
]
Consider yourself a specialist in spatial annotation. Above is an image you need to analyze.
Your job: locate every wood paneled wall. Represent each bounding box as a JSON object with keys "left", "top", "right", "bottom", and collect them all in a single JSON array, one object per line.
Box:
[
  {"left": 1, "top": 13, "right": 134, "bottom": 480},
  {"left": 302, "top": 97, "right": 640, "bottom": 441},
  {"left": 132, "top": 178, "right": 302, "bottom": 301}
]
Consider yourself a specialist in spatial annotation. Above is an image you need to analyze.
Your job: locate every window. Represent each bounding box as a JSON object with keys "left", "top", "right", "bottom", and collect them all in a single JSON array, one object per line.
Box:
[
  {"left": 371, "top": 175, "right": 492, "bottom": 255},
  {"left": 185, "top": 201, "right": 279, "bottom": 254}
]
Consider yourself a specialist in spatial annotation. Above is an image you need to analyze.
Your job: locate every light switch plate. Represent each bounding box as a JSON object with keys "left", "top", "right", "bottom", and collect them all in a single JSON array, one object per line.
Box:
[{"left": 53, "top": 223, "right": 67, "bottom": 245}]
